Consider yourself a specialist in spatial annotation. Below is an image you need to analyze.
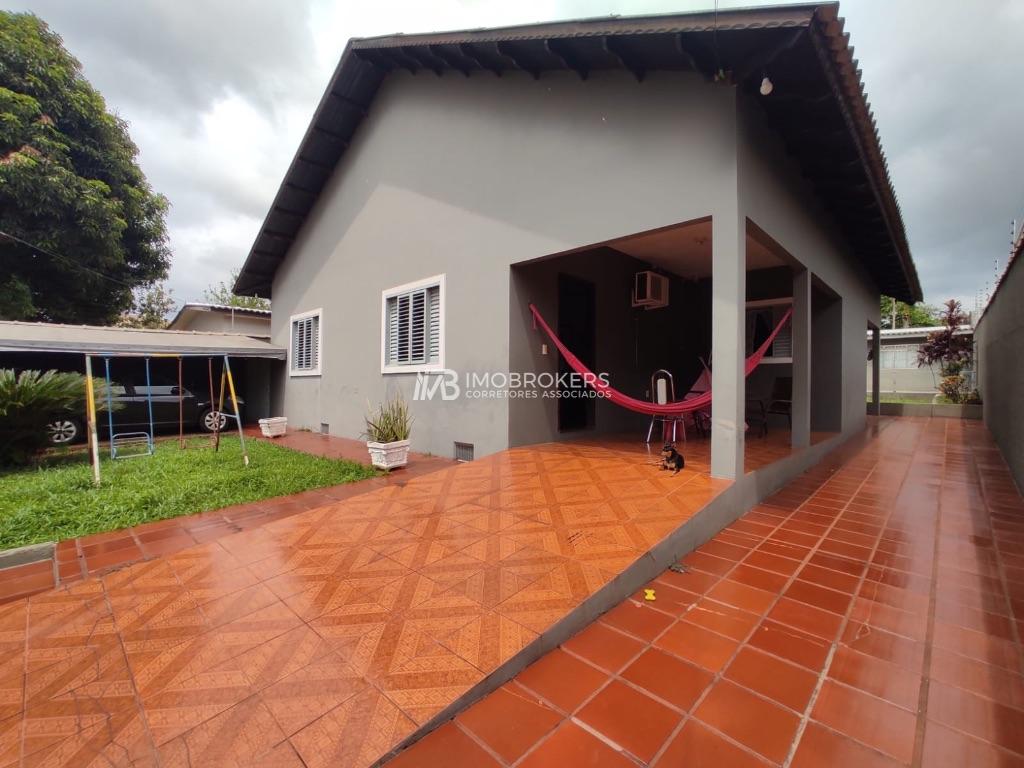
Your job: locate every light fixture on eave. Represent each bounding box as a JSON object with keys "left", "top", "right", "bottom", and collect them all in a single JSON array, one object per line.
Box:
[{"left": 759, "top": 72, "right": 774, "bottom": 96}]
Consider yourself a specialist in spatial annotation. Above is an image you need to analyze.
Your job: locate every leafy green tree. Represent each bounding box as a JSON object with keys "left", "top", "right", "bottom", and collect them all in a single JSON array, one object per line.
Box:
[
  {"left": 117, "top": 282, "right": 175, "bottom": 329},
  {"left": 204, "top": 268, "right": 270, "bottom": 310},
  {"left": 880, "top": 296, "right": 938, "bottom": 329},
  {"left": 0, "top": 12, "right": 170, "bottom": 324}
]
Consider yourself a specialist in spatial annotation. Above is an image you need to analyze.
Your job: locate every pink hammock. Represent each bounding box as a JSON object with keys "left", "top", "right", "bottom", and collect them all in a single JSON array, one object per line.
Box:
[{"left": 528, "top": 303, "right": 793, "bottom": 417}]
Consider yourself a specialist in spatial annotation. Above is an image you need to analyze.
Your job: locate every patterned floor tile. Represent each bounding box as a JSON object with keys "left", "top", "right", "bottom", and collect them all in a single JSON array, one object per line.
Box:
[
  {"left": 436, "top": 611, "right": 538, "bottom": 674},
  {"left": 260, "top": 654, "right": 368, "bottom": 735},
  {"left": 290, "top": 686, "right": 417, "bottom": 768},
  {"left": 158, "top": 694, "right": 286, "bottom": 768}
]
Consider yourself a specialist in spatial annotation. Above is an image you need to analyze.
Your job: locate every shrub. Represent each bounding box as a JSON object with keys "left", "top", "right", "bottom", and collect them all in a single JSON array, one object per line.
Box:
[
  {"left": 938, "top": 374, "right": 969, "bottom": 405},
  {"left": 0, "top": 369, "right": 107, "bottom": 466},
  {"left": 918, "top": 300, "right": 973, "bottom": 404},
  {"left": 364, "top": 394, "right": 412, "bottom": 443}
]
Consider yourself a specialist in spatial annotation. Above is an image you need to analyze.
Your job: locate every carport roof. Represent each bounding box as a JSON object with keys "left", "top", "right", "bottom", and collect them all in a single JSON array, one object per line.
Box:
[
  {"left": 0, "top": 321, "right": 286, "bottom": 359},
  {"left": 235, "top": 2, "right": 921, "bottom": 303}
]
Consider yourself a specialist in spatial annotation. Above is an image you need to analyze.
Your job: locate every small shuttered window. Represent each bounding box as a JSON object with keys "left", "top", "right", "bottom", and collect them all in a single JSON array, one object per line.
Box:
[
  {"left": 290, "top": 311, "right": 321, "bottom": 374},
  {"left": 384, "top": 279, "right": 442, "bottom": 369},
  {"left": 745, "top": 304, "right": 792, "bottom": 360}
]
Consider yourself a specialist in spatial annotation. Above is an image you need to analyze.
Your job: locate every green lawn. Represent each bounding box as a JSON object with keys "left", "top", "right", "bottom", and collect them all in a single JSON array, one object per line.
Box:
[{"left": 0, "top": 437, "right": 377, "bottom": 550}]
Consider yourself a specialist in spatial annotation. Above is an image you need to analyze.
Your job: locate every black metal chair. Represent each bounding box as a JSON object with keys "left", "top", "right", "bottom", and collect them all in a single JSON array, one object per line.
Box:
[
  {"left": 746, "top": 399, "right": 768, "bottom": 438},
  {"left": 766, "top": 376, "right": 793, "bottom": 428}
]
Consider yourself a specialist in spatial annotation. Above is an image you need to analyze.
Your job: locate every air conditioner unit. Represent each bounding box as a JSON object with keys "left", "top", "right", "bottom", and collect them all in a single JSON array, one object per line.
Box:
[{"left": 632, "top": 271, "right": 669, "bottom": 309}]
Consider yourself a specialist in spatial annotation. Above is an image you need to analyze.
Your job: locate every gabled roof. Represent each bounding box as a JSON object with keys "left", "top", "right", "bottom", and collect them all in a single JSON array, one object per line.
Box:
[
  {"left": 167, "top": 302, "right": 271, "bottom": 331},
  {"left": 235, "top": 2, "right": 921, "bottom": 303}
]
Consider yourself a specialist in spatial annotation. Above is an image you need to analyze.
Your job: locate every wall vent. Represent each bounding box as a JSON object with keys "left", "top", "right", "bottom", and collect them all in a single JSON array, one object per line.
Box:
[
  {"left": 454, "top": 442, "right": 474, "bottom": 462},
  {"left": 320, "top": 423, "right": 330, "bottom": 435}
]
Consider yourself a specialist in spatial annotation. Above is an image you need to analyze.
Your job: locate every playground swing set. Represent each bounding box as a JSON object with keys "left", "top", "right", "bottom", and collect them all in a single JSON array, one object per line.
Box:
[{"left": 82, "top": 353, "right": 248, "bottom": 486}]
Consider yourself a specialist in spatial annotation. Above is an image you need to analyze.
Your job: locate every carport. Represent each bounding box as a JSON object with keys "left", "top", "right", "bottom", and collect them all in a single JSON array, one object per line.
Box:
[{"left": 0, "top": 321, "right": 286, "bottom": 480}]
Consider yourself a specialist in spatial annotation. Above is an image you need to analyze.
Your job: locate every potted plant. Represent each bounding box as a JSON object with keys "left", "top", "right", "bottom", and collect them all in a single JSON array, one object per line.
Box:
[{"left": 364, "top": 394, "right": 412, "bottom": 469}]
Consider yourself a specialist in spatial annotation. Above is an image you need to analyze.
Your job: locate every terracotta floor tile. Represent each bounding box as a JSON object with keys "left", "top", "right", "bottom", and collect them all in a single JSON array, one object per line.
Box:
[
  {"left": 929, "top": 646, "right": 1024, "bottom": 711},
  {"left": 827, "top": 645, "right": 922, "bottom": 711},
  {"left": 456, "top": 682, "right": 563, "bottom": 763},
  {"left": 599, "top": 599, "right": 674, "bottom": 642},
  {"left": 920, "top": 720, "right": 1024, "bottom": 768},
  {"left": 784, "top": 579, "right": 855, "bottom": 615},
  {"left": 932, "top": 621, "right": 1022, "bottom": 670},
  {"left": 694, "top": 679, "right": 800, "bottom": 763},
  {"left": 635, "top": 580, "right": 700, "bottom": 617},
  {"left": 706, "top": 579, "right": 776, "bottom": 615},
  {"left": 621, "top": 647, "right": 713, "bottom": 711},
  {"left": 653, "top": 718, "right": 766, "bottom": 768},
  {"left": 682, "top": 598, "right": 761, "bottom": 641},
  {"left": 811, "top": 679, "right": 917, "bottom": 763},
  {"left": 563, "top": 622, "right": 645, "bottom": 673},
  {"left": 387, "top": 722, "right": 501, "bottom": 768},
  {"left": 748, "top": 619, "right": 832, "bottom": 671},
  {"left": 654, "top": 620, "right": 739, "bottom": 673},
  {"left": 517, "top": 721, "right": 637, "bottom": 768},
  {"left": 792, "top": 721, "right": 904, "bottom": 768},
  {"left": 577, "top": 679, "right": 682, "bottom": 762},
  {"left": 767, "top": 596, "right": 844, "bottom": 640},
  {"left": 516, "top": 648, "right": 608, "bottom": 714},
  {"left": 724, "top": 646, "right": 819, "bottom": 712},
  {"left": 927, "top": 679, "right": 1024, "bottom": 756},
  {"left": 728, "top": 563, "right": 790, "bottom": 593}
]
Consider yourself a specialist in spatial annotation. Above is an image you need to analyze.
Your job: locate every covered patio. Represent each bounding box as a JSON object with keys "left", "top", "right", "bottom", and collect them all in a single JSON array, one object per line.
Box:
[{"left": 509, "top": 216, "right": 844, "bottom": 479}]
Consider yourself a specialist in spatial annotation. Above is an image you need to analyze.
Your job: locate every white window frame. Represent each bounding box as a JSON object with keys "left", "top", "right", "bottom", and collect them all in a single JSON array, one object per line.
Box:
[
  {"left": 289, "top": 308, "right": 323, "bottom": 377},
  {"left": 381, "top": 274, "right": 446, "bottom": 374}
]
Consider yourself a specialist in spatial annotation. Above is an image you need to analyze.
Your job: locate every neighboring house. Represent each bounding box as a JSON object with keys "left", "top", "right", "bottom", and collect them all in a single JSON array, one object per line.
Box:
[
  {"left": 866, "top": 325, "right": 974, "bottom": 400},
  {"left": 167, "top": 303, "right": 271, "bottom": 339},
  {"left": 975, "top": 220, "right": 1024, "bottom": 490},
  {"left": 234, "top": 4, "right": 921, "bottom": 480}
]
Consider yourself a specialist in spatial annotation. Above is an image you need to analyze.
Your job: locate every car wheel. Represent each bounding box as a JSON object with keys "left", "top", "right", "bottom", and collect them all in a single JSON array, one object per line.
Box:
[
  {"left": 199, "top": 408, "right": 228, "bottom": 433},
  {"left": 47, "top": 418, "right": 81, "bottom": 445}
]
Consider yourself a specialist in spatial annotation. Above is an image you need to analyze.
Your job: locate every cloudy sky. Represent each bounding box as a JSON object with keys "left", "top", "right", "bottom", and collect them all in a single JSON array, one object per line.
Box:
[{"left": 8, "top": 0, "right": 1023, "bottom": 312}]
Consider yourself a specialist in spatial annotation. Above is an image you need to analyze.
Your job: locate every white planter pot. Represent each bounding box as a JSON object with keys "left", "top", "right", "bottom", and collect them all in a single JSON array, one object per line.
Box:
[
  {"left": 366, "top": 439, "right": 410, "bottom": 470},
  {"left": 258, "top": 417, "right": 288, "bottom": 438}
]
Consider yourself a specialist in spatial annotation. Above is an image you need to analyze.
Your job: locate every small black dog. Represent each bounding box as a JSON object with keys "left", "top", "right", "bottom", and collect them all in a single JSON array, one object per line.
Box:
[{"left": 660, "top": 443, "right": 685, "bottom": 474}]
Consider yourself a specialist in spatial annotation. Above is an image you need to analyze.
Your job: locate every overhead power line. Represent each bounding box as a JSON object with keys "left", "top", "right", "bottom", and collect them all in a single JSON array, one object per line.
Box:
[{"left": 0, "top": 229, "right": 135, "bottom": 289}]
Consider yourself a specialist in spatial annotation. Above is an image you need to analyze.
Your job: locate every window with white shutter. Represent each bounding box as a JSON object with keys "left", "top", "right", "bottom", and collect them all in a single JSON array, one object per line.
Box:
[
  {"left": 382, "top": 275, "right": 445, "bottom": 373},
  {"left": 744, "top": 299, "right": 793, "bottom": 362},
  {"left": 289, "top": 309, "right": 322, "bottom": 376}
]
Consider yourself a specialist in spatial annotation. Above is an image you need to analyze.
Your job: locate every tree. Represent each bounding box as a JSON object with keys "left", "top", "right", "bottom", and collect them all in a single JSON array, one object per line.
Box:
[
  {"left": 880, "top": 296, "right": 938, "bottom": 329},
  {"left": 918, "top": 299, "right": 973, "bottom": 403},
  {"left": 203, "top": 268, "right": 270, "bottom": 310},
  {"left": 117, "top": 282, "right": 175, "bottom": 329},
  {"left": 0, "top": 12, "right": 170, "bottom": 325}
]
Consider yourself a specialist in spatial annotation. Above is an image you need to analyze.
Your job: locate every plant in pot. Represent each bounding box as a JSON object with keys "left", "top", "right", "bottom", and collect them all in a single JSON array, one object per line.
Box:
[{"left": 364, "top": 394, "right": 412, "bottom": 470}]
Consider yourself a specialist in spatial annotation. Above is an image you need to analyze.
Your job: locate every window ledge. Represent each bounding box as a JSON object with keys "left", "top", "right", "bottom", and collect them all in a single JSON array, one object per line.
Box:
[
  {"left": 290, "top": 369, "right": 322, "bottom": 378},
  {"left": 381, "top": 363, "right": 445, "bottom": 375}
]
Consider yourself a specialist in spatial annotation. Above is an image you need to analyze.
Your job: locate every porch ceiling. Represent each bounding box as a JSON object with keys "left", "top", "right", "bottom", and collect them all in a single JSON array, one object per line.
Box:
[
  {"left": 608, "top": 220, "right": 783, "bottom": 280},
  {"left": 236, "top": 2, "right": 921, "bottom": 304}
]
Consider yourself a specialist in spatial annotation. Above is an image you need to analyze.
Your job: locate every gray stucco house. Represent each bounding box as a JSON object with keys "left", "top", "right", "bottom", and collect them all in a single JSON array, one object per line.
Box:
[{"left": 235, "top": 3, "right": 921, "bottom": 480}]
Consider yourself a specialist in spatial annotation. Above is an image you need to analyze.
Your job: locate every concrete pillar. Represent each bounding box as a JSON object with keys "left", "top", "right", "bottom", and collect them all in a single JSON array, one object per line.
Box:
[
  {"left": 710, "top": 208, "right": 746, "bottom": 479},
  {"left": 870, "top": 324, "right": 881, "bottom": 415},
  {"left": 791, "top": 269, "right": 812, "bottom": 448}
]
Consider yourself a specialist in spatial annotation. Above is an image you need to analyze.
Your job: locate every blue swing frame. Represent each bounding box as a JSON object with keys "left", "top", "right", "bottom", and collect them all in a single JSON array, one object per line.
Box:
[{"left": 104, "top": 356, "right": 156, "bottom": 459}]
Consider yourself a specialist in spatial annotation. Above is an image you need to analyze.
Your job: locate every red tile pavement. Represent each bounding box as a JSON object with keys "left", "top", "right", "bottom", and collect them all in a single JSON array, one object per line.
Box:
[
  {"left": 0, "top": 430, "right": 453, "bottom": 604},
  {"left": 0, "top": 429, "right": 745, "bottom": 767},
  {"left": 386, "top": 418, "right": 1024, "bottom": 767}
]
